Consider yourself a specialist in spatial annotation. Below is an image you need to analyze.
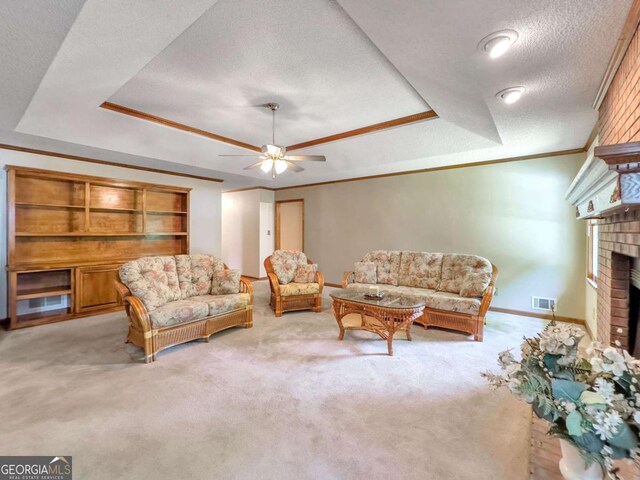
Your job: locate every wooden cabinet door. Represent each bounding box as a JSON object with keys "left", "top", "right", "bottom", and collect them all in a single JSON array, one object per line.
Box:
[{"left": 75, "top": 265, "right": 122, "bottom": 313}]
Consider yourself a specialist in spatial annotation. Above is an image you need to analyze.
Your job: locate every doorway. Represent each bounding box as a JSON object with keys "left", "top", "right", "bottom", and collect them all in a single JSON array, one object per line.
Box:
[{"left": 275, "top": 200, "right": 304, "bottom": 251}]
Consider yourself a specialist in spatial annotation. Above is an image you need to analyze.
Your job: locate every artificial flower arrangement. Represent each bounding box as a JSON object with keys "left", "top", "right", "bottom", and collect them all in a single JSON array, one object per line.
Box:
[{"left": 482, "top": 322, "right": 640, "bottom": 479}]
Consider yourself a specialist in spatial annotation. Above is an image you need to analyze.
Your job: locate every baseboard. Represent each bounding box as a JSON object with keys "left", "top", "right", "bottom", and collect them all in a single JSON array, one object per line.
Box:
[{"left": 489, "top": 307, "right": 585, "bottom": 326}]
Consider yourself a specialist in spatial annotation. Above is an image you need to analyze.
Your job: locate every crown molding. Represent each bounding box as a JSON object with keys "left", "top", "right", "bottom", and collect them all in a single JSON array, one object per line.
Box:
[
  {"left": 0, "top": 143, "right": 224, "bottom": 182},
  {"left": 592, "top": 0, "right": 640, "bottom": 109}
]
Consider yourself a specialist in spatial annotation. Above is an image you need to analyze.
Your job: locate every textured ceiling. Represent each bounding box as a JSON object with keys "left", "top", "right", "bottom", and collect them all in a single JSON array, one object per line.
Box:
[
  {"left": 1, "top": 0, "right": 634, "bottom": 190},
  {"left": 109, "top": 0, "right": 430, "bottom": 147}
]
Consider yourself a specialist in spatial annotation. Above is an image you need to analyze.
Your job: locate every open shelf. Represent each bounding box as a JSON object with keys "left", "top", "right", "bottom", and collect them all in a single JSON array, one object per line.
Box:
[
  {"left": 15, "top": 307, "right": 73, "bottom": 327},
  {"left": 146, "top": 210, "right": 188, "bottom": 215},
  {"left": 89, "top": 207, "right": 143, "bottom": 213},
  {"left": 16, "top": 287, "right": 73, "bottom": 300},
  {"left": 15, "top": 232, "right": 188, "bottom": 237},
  {"left": 16, "top": 202, "right": 86, "bottom": 209}
]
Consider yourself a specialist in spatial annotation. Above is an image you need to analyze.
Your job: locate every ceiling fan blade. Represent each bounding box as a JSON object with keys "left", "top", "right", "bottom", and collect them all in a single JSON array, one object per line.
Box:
[
  {"left": 285, "top": 160, "right": 305, "bottom": 172},
  {"left": 244, "top": 161, "right": 266, "bottom": 170},
  {"left": 219, "top": 154, "right": 264, "bottom": 157},
  {"left": 285, "top": 155, "right": 326, "bottom": 162}
]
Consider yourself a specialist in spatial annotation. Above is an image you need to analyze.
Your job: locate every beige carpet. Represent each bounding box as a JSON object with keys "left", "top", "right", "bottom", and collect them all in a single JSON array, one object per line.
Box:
[{"left": 0, "top": 281, "right": 547, "bottom": 480}]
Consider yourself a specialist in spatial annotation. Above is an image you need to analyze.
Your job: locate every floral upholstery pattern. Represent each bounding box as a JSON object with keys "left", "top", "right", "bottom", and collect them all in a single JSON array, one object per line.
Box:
[
  {"left": 459, "top": 272, "right": 492, "bottom": 298},
  {"left": 362, "top": 250, "right": 401, "bottom": 286},
  {"left": 148, "top": 300, "right": 209, "bottom": 328},
  {"left": 345, "top": 283, "right": 480, "bottom": 315},
  {"left": 424, "top": 291, "right": 481, "bottom": 315},
  {"left": 439, "top": 254, "right": 492, "bottom": 295},
  {"left": 279, "top": 282, "right": 320, "bottom": 297},
  {"left": 210, "top": 269, "right": 241, "bottom": 294},
  {"left": 271, "top": 250, "right": 308, "bottom": 285},
  {"left": 294, "top": 264, "right": 317, "bottom": 283},
  {"left": 191, "top": 293, "right": 251, "bottom": 316},
  {"left": 354, "top": 262, "right": 377, "bottom": 284},
  {"left": 175, "top": 254, "right": 224, "bottom": 298},
  {"left": 398, "top": 252, "right": 443, "bottom": 289},
  {"left": 120, "top": 256, "right": 181, "bottom": 311}
]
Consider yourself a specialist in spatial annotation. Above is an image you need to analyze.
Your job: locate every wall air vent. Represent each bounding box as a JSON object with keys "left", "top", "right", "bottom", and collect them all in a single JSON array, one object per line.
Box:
[{"left": 532, "top": 296, "right": 556, "bottom": 312}]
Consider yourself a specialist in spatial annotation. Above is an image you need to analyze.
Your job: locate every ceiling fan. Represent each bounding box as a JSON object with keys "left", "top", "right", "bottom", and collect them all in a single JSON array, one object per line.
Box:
[{"left": 219, "top": 102, "right": 326, "bottom": 178}]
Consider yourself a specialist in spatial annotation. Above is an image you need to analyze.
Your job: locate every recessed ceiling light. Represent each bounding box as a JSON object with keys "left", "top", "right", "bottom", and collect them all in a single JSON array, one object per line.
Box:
[
  {"left": 496, "top": 87, "right": 525, "bottom": 104},
  {"left": 478, "top": 30, "right": 518, "bottom": 58}
]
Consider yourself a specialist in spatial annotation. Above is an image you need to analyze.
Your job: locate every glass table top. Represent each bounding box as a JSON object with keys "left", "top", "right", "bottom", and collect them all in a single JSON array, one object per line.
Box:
[{"left": 330, "top": 289, "right": 425, "bottom": 309}]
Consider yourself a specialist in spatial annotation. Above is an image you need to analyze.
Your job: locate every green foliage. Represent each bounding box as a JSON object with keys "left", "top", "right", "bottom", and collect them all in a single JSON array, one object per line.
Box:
[
  {"left": 551, "top": 379, "right": 587, "bottom": 402},
  {"left": 566, "top": 411, "right": 583, "bottom": 437},
  {"left": 609, "top": 422, "right": 638, "bottom": 451}
]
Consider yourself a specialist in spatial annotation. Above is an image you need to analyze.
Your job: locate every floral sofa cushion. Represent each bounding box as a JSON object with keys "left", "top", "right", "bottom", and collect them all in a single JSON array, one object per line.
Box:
[
  {"left": 211, "top": 269, "right": 241, "bottom": 294},
  {"left": 191, "top": 293, "right": 251, "bottom": 316},
  {"left": 148, "top": 300, "right": 209, "bottom": 328},
  {"left": 294, "top": 264, "right": 317, "bottom": 283},
  {"left": 280, "top": 282, "right": 320, "bottom": 297},
  {"left": 439, "top": 254, "right": 492, "bottom": 295},
  {"left": 175, "top": 254, "right": 225, "bottom": 298},
  {"left": 459, "top": 272, "right": 492, "bottom": 298},
  {"left": 271, "top": 250, "right": 308, "bottom": 285},
  {"left": 345, "top": 283, "right": 480, "bottom": 315},
  {"left": 398, "top": 252, "right": 443, "bottom": 289},
  {"left": 354, "top": 262, "right": 377, "bottom": 284},
  {"left": 120, "top": 256, "right": 182, "bottom": 311},
  {"left": 425, "top": 291, "right": 481, "bottom": 315},
  {"left": 362, "top": 250, "right": 401, "bottom": 286}
]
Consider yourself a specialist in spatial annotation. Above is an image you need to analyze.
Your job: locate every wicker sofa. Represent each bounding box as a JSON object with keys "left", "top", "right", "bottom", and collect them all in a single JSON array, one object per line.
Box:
[
  {"left": 264, "top": 250, "right": 324, "bottom": 316},
  {"left": 342, "top": 251, "right": 497, "bottom": 341},
  {"left": 115, "top": 254, "right": 253, "bottom": 363}
]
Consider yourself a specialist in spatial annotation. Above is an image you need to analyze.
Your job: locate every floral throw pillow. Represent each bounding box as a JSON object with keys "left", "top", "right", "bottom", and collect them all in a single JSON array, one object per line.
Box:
[
  {"left": 459, "top": 271, "right": 491, "bottom": 298},
  {"left": 271, "top": 250, "right": 308, "bottom": 285},
  {"left": 354, "top": 262, "right": 376, "bottom": 284},
  {"left": 211, "top": 269, "right": 241, "bottom": 295},
  {"left": 294, "top": 264, "right": 317, "bottom": 283}
]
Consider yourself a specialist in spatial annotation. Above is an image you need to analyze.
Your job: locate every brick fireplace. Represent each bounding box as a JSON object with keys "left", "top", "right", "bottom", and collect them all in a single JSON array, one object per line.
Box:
[{"left": 597, "top": 210, "right": 640, "bottom": 349}]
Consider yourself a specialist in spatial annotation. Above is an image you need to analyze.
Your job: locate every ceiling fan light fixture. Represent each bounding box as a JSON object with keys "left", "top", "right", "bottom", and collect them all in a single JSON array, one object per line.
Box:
[
  {"left": 260, "top": 159, "right": 274, "bottom": 173},
  {"left": 263, "top": 144, "right": 285, "bottom": 157},
  {"left": 274, "top": 159, "right": 288, "bottom": 174},
  {"left": 478, "top": 30, "right": 518, "bottom": 58}
]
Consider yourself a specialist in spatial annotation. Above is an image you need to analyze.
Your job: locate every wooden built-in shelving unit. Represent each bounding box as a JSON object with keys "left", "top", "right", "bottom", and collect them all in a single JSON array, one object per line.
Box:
[{"left": 6, "top": 166, "right": 191, "bottom": 329}]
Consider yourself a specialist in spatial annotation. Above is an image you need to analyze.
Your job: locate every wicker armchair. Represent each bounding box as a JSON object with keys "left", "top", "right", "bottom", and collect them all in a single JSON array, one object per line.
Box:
[{"left": 264, "top": 252, "right": 324, "bottom": 317}]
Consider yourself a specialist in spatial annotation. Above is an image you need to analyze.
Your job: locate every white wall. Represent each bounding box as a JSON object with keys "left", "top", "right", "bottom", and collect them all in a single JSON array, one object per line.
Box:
[
  {"left": 259, "top": 190, "right": 275, "bottom": 277},
  {"left": 0, "top": 150, "right": 222, "bottom": 318},
  {"left": 221, "top": 190, "right": 260, "bottom": 277},
  {"left": 222, "top": 188, "right": 275, "bottom": 278},
  {"left": 276, "top": 152, "right": 587, "bottom": 320}
]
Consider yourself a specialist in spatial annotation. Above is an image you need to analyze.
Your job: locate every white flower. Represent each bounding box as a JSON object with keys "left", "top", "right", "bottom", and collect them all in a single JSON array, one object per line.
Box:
[
  {"left": 594, "top": 378, "right": 616, "bottom": 404},
  {"left": 591, "top": 357, "right": 604, "bottom": 373},
  {"left": 539, "top": 323, "right": 584, "bottom": 356},
  {"left": 593, "top": 411, "right": 623, "bottom": 440},
  {"left": 564, "top": 402, "right": 577, "bottom": 413},
  {"left": 498, "top": 349, "right": 516, "bottom": 367},
  {"left": 633, "top": 411, "right": 640, "bottom": 425},
  {"left": 602, "top": 347, "right": 628, "bottom": 377}
]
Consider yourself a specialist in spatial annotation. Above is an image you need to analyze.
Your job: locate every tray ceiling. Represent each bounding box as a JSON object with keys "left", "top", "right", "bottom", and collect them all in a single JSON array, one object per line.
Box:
[
  {"left": 0, "top": 0, "right": 634, "bottom": 190},
  {"left": 108, "top": 0, "right": 431, "bottom": 148}
]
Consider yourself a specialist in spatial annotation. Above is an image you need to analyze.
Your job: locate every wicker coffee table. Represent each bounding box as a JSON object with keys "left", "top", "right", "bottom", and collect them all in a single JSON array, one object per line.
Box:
[{"left": 330, "top": 289, "right": 426, "bottom": 356}]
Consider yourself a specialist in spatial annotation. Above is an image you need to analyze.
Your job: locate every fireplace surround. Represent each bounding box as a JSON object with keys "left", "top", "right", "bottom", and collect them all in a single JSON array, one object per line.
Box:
[{"left": 567, "top": 141, "right": 640, "bottom": 350}]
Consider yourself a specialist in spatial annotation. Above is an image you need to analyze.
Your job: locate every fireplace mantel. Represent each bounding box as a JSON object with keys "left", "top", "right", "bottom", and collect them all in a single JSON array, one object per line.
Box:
[{"left": 566, "top": 141, "right": 640, "bottom": 218}]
